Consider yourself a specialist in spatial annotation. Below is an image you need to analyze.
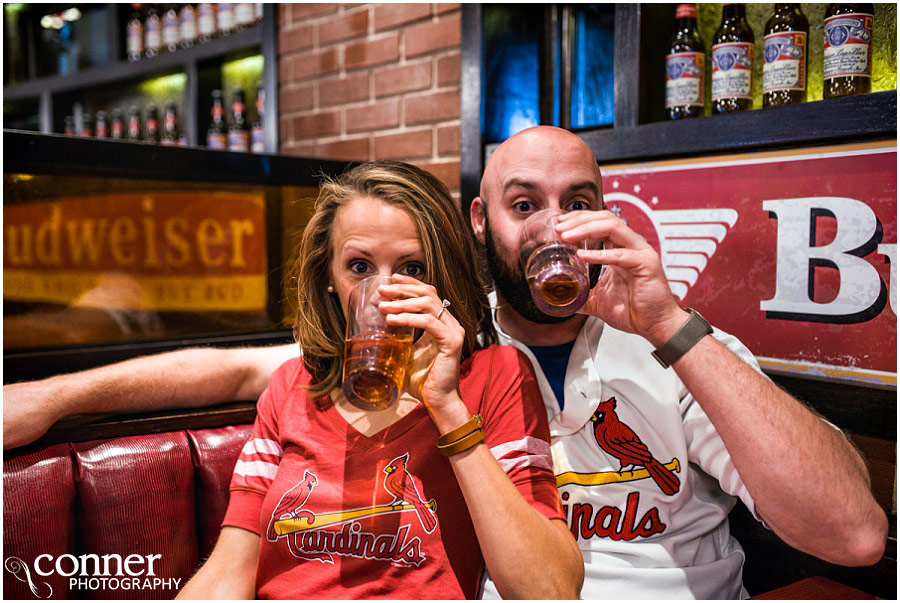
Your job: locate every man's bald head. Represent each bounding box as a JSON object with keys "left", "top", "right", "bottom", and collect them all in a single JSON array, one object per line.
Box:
[{"left": 479, "top": 126, "right": 603, "bottom": 206}]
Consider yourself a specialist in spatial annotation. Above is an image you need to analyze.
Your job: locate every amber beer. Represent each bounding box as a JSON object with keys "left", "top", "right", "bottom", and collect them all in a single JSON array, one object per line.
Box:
[
  {"left": 343, "top": 332, "right": 413, "bottom": 411},
  {"left": 712, "top": 3, "right": 755, "bottom": 114},
  {"left": 763, "top": 4, "right": 809, "bottom": 107},
  {"left": 342, "top": 275, "right": 414, "bottom": 411},
  {"left": 824, "top": 3, "right": 874, "bottom": 98}
]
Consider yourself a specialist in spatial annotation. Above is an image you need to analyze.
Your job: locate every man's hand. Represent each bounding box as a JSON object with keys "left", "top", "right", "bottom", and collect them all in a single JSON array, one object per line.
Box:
[
  {"left": 3, "top": 379, "right": 67, "bottom": 450},
  {"left": 556, "top": 210, "right": 687, "bottom": 346}
]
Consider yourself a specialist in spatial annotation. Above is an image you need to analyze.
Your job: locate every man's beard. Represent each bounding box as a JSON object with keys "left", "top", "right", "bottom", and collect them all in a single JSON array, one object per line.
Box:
[{"left": 483, "top": 212, "right": 573, "bottom": 325}]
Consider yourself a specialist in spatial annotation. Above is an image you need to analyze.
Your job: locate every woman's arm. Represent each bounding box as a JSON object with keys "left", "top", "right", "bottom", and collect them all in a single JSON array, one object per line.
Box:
[
  {"left": 3, "top": 344, "right": 296, "bottom": 449},
  {"left": 177, "top": 527, "right": 259, "bottom": 599}
]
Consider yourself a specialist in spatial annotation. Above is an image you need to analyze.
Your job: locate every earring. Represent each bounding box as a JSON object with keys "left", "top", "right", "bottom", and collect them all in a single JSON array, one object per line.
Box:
[{"left": 327, "top": 285, "right": 335, "bottom": 293}]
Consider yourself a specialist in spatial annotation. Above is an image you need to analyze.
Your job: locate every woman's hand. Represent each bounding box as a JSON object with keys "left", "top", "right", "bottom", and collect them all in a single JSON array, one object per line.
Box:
[{"left": 377, "top": 274, "right": 468, "bottom": 428}]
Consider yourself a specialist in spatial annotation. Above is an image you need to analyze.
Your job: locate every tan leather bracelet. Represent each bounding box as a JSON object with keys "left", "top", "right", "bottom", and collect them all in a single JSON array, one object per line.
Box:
[
  {"left": 437, "top": 427, "right": 485, "bottom": 457},
  {"left": 437, "top": 414, "right": 483, "bottom": 447}
]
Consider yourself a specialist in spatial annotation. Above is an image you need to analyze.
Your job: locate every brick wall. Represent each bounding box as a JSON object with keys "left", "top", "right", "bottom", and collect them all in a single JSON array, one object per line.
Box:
[{"left": 277, "top": 3, "right": 462, "bottom": 194}]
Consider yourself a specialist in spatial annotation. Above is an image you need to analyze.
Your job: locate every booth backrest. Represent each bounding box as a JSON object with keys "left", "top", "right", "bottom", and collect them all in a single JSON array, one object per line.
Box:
[{"left": 3, "top": 425, "right": 253, "bottom": 600}]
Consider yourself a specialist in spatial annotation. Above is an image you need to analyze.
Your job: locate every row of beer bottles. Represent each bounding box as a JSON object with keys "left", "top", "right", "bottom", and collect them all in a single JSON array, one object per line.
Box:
[
  {"left": 207, "top": 86, "right": 265, "bottom": 152},
  {"left": 65, "top": 102, "right": 184, "bottom": 145},
  {"left": 666, "top": 3, "right": 875, "bottom": 119}
]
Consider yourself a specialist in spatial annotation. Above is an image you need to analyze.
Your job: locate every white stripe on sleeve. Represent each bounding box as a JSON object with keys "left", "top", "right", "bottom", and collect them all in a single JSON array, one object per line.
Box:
[
  {"left": 234, "top": 459, "right": 279, "bottom": 480},
  {"left": 241, "top": 438, "right": 284, "bottom": 458},
  {"left": 489, "top": 436, "right": 553, "bottom": 473}
]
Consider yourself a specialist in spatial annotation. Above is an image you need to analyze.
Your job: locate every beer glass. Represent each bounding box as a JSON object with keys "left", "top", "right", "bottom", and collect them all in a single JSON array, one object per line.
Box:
[
  {"left": 519, "top": 209, "right": 594, "bottom": 317},
  {"left": 342, "top": 275, "right": 414, "bottom": 410}
]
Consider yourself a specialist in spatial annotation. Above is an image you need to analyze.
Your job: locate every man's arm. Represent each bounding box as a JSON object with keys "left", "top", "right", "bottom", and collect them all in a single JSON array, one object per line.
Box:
[
  {"left": 558, "top": 209, "right": 888, "bottom": 566},
  {"left": 3, "top": 344, "right": 297, "bottom": 450}
]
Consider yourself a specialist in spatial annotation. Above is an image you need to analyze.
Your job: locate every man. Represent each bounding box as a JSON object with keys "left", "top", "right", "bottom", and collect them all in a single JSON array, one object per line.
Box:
[{"left": 4, "top": 127, "right": 886, "bottom": 598}]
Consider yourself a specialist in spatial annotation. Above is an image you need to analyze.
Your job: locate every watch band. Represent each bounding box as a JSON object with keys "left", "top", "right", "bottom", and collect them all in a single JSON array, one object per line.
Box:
[{"left": 651, "top": 308, "right": 713, "bottom": 368}]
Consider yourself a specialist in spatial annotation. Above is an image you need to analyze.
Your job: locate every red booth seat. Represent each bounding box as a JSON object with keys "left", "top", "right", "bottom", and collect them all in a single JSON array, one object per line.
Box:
[{"left": 3, "top": 425, "right": 253, "bottom": 600}]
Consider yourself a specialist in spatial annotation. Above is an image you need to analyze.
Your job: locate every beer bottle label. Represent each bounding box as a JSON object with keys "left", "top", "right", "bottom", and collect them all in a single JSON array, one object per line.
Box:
[
  {"left": 145, "top": 19, "right": 162, "bottom": 50},
  {"left": 228, "top": 130, "right": 250, "bottom": 151},
  {"left": 712, "top": 42, "right": 753, "bottom": 100},
  {"left": 112, "top": 122, "right": 124, "bottom": 138},
  {"left": 180, "top": 8, "right": 197, "bottom": 41},
  {"left": 127, "top": 22, "right": 143, "bottom": 55},
  {"left": 163, "top": 13, "right": 179, "bottom": 47},
  {"left": 236, "top": 3, "right": 255, "bottom": 25},
  {"left": 763, "top": 32, "right": 806, "bottom": 93},
  {"left": 666, "top": 52, "right": 704, "bottom": 108},
  {"left": 96, "top": 123, "right": 107, "bottom": 138},
  {"left": 207, "top": 133, "right": 227, "bottom": 149},
  {"left": 198, "top": 5, "right": 216, "bottom": 35},
  {"left": 824, "top": 13, "right": 873, "bottom": 80},
  {"left": 251, "top": 126, "right": 265, "bottom": 152},
  {"left": 218, "top": 4, "right": 235, "bottom": 30}
]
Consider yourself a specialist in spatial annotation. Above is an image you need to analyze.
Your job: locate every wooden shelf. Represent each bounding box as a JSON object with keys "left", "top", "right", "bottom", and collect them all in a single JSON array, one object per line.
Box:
[
  {"left": 3, "top": 26, "right": 262, "bottom": 102},
  {"left": 485, "top": 91, "right": 897, "bottom": 164}
]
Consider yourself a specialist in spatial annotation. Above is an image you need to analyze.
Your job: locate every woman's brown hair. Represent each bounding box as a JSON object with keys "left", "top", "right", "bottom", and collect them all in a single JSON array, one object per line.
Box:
[{"left": 293, "top": 160, "right": 497, "bottom": 399}]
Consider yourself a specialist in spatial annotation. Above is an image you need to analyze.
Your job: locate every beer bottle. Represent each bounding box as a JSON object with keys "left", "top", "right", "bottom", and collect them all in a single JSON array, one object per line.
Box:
[
  {"left": 81, "top": 115, "right": 93, "bottom": 138},
  {"left": 235, "top": 3, "right": 255, "bottom": 31},
  {"left": 228, "top": 88, "right": 250, "bottom": 152},
  {"left": 217, "top": 3, "right": 235, "bottom": 37},
  {"left": 144, "top": 5, "right": 162, "bottom": 58},
  {"left": 179, "top": 4, "right": 197, "bottom": 49},
  {"left": 207, "top": 90, "right": 227, "bottom": 149},
  {"left": 126, "top": 4, "right": 144, "bottom": 62},
  {"left": 145, "top": 105, "right": 160, "bottom": 143},
  {"left": 824, "top": 4, "right": 874, "bottom": 98},
  {"left": 763, "top": 4, "right": 809, "bottom": 107},
  {"left": 712, "top": 3, "right": 755, "bottom": 114},
  {"left": 162, "top": 4, "right": 180, "bottom": 53},
  {"left": 110, "top": 108, "right": 125, "bottom": 139},
  {"left": 127, "top": 106, "right": 143, "bottom": 141},
  {"left": 95, "top": 111, "right": 108, "bottom": 138},
  {"left": 161, "top": 102, "right": 179, "bottom": 145},
  {"left": 197, "top": 3, "right": 217, "bottom": 43},
  {"left": 64, "top": 116, "right": 75, "bottom": 136},
  {"left": 666, "top": 4, "right": 705, "bottom": 120},
  {"left": 251, "top": 83, "right": 265, "bottom": 153}
]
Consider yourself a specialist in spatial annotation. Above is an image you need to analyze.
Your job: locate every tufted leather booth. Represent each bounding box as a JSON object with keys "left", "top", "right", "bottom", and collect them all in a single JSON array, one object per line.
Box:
[{"left": 3, "top": 424, "right": 253, "bottom": 600}]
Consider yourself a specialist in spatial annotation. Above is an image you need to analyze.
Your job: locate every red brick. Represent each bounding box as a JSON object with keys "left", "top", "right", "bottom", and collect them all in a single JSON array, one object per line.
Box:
[
  {"left": 291, "top": 4, "right": 338, "bottom": 21},
  {"left": 346, "top": 99, "right": 401, "bottom": 133},
  {"left": 294, "top": 48, "right": 340, "bottom": 80},
  {"left": 345, "top": 34, "right": 400, "bottom": 69},
  {"left": 374, "top": 4, "right": 431, "bottom": 31},
  {"left": 405, "top": 90, "right": 459, "bottom": 125},
  {"left": 317, "top": 136, "right": 370, "bottom": 161},
  {"left": 317, "top": 7, "right": 369, "bottom": 46},
  {"left": 320, "top": 73, "right": 370, "bottom": 107},
  {"left": 280, "top": 84, "right": 314, "bottom": 113},
  {"left": 404, "top": 14, "right": 460, "bottom": 58},
  {"left": 279, "top": 116, "right": 292, "bottom": 141},
  {"left": 414, "top": 160, "right": 460, "bottom": 191},
  {"left": 278, "top": 56, "right": 292, "bottom": 84},
  {"left": 373, "top": 129, "right": 432, "bottom": 160},
  {"left": 436, "top": 124, "right": 459, "bottom": 156},
  {"left": 278, "top": 5, "right": 290, "bottom": 25},
  {"left": 281, "top": 141, "right": 316, "bottom": 158},
  {"left": 373, "top": 61, "right": 432, "bottom": 98},
  {"left": 291, "top": 111, "right": 341, "bottom": 138},
  {"left": 437, "top": 52, "right": 460, "bottom": 86},
  {"left": 434, "top": 4, "right": 461, "bottom": 15},
  {"left": 279, "top": 24, "right": 313, "bottom": 55}
]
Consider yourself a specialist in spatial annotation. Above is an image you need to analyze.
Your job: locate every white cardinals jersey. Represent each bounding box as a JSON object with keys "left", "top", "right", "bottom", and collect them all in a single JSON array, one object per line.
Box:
[{"left": 483, "top": 294, "right": 764, "bottom": 599}]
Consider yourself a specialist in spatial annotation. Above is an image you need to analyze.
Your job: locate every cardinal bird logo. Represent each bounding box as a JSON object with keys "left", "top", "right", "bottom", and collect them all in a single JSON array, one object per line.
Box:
[
  {"left": 590, "top": 398, "right": 681, "bottom": 496},
  {"left": 383, "top": 453, "right": 438, "bottom": 533},
  {"left": 266, "top": 469, "right": 319, "bottom": 541}
]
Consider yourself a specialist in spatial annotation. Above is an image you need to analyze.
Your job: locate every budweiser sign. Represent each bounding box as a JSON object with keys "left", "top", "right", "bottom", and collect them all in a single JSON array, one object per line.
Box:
[{"left": 601, "top": 141, "right": 896, "bottom": 387}]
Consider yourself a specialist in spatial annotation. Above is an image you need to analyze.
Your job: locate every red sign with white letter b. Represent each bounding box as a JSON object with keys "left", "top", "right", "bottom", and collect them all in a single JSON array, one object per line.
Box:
[{"left": 601, "top": 141, "right": 896, "bottom": 387}]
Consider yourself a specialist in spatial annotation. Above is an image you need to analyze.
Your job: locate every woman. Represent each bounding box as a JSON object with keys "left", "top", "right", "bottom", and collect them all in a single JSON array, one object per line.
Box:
[{"left": 177, "top": 161, "right": 583, "bottom": 599}]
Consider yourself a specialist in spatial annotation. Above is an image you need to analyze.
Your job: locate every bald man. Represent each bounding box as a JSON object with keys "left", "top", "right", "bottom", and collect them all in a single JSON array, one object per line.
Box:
[{"left": 5, "top": 127, "right": 887, "bottom": 599}]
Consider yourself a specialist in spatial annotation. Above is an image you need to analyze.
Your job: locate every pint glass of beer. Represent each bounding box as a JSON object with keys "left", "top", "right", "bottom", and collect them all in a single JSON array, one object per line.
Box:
[
  {"left": 342, "top": 275, "right": 414, "bottom": 410},
  {"left": 519, "top": 209, "right": 595, "bottom": 317}
]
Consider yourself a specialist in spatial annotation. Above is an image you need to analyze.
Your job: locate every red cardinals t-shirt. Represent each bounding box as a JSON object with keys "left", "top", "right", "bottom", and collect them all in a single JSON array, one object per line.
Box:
[{"left": 222, "top": 345, "right": 562, "bottom": 599}]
